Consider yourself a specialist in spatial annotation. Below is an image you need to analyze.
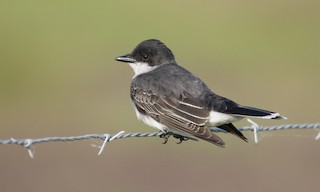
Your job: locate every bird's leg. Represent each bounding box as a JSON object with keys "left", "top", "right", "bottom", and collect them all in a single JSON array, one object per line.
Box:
[
  {"left": 159, "top": 132, "right": 172, "bottom": 144},
  {"left": 173, "top": 134, "right": 189, "bottom": 144},
  {"left": 159, "top": 132, "right": 193, "bottom": 144}
]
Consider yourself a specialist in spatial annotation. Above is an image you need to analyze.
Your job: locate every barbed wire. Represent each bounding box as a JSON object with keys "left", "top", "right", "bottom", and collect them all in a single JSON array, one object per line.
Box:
[{"left": 1, "top": 120, "right": 319, "bottom": 158}]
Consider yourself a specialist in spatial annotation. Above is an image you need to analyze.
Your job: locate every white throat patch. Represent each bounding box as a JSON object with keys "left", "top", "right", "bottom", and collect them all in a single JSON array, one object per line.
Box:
[{"left": 128, "top": 62, "right": 158, "bottom": 78}]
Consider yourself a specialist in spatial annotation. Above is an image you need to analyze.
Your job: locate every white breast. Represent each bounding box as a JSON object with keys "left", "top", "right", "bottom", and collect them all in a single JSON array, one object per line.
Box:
[
  {"left": 131, "top": 102, "right": 196, "bottom": 138},
  {"left": 131, "top": 102, "right": 167, "bottom": 132}
]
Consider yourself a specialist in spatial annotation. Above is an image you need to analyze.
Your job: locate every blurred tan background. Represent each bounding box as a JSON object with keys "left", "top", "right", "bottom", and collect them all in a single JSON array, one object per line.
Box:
[{"left": 1, "top": 0, "right": 319, "bottom": 191}]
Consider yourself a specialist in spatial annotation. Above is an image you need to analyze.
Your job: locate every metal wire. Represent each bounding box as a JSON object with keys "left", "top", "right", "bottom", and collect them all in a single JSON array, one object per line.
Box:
[{"left": 1, "top": 122, "right": 319, "bottom": 158}]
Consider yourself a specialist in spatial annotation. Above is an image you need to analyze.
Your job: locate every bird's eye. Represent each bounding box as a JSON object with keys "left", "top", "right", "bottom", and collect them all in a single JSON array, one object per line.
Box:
[{"left": 142, "top": 54, "right": 148, "bottom": 60}]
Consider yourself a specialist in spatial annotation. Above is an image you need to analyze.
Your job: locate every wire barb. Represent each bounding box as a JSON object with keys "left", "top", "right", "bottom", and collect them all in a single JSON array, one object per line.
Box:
[
  {"left": 315, "top": 132, "right": 320, "bottom": 141},
  {"left": 23, "top": 139, "right": 34, "bottom": 158},
  {"left": 97, "top": 131, "right": 125, "bottom": 156},
  {"left": 0, "top": 123, "right": 319, "bottom": 158},
  {"left": 247, "top": 119, "right": 260, "bottom": 144}
]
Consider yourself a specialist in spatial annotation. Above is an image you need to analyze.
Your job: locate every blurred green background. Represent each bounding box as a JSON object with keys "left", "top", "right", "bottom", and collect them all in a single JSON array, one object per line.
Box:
[{"left": 1, "top": 0, "right": 319, "bottom": 191}]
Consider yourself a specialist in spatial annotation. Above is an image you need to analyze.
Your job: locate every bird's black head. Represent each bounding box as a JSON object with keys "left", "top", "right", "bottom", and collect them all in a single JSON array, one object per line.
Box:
[{"left": 116, "top": 39, "right": 175, "bottom": 66}]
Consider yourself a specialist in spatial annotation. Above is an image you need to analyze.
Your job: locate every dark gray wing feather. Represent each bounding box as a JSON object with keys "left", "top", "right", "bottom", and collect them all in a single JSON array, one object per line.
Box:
[{"left": 131, "top": 87, "right": 225, "bottom": 147}]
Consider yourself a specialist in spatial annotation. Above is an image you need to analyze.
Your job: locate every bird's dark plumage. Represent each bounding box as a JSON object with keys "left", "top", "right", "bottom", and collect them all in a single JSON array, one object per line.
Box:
[{"left": 116, "top": 39, "right": 287, "bottom": 147}]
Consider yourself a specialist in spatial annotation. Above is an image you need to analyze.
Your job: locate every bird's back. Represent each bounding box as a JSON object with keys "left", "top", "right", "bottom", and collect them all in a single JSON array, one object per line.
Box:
[{"left": 131, "top": 63, "right": 211, "bottom": 100}]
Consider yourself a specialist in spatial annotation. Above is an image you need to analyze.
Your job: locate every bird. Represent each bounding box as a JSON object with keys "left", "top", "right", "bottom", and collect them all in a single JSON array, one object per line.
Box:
[{"left": 115, "top": 39, "right": 287, "bottom": 147}]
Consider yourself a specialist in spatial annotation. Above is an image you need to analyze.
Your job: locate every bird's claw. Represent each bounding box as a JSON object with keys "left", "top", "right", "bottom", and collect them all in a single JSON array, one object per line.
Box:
[
  {"left": 159, "top": 132, "right": 172, "bottom": 144},
  {"left": 173, "top": 134, "right": 189, "bottom": 144},
  {"left": 159, "top": 132, "right": 189, "bottom": 144}
]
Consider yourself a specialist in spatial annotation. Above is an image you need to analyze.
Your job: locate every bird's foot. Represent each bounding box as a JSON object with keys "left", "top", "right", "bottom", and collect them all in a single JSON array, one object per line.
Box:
[
  {"left": 159, "top": 132, "right": 189, "bottom": 144},
  {"left": 173, "top": 134, "right": 189, "bottom": 144},
  {"left": 159, "top": 132, "right": 172, "bottom": 144}
]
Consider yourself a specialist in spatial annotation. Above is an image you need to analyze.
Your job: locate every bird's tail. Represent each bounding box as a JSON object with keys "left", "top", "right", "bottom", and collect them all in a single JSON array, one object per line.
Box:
[
  {"left": 218, "top": 123, "right": 248, "bottom": 142},
  {"left": 229, "top": 106, "right": 287, "bottom": 120}
]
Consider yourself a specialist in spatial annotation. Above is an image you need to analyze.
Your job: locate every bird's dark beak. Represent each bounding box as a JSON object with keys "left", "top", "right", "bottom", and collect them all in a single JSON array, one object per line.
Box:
[{"left": 115, "top": 54, "right": 137, "bottom": 63}]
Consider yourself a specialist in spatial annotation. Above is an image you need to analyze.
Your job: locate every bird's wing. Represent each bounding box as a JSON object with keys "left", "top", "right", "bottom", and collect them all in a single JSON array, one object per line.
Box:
[{"left": 131, "top": 88, "right": 225, "bottom": 147}]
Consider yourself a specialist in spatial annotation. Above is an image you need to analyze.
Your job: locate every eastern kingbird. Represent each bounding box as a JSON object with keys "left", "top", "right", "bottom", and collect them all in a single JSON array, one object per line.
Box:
[{"left": 116, "top": 39, "right": 286, "bottom": 147}]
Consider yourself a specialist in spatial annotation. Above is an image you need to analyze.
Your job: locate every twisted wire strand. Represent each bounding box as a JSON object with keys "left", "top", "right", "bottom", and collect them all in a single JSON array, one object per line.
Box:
[
  {"left": 1, "top": 123, "right": 319, "bottom": 148},
  {"left": 209, "top": 123, "right": 320, "bottom": 133}
]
